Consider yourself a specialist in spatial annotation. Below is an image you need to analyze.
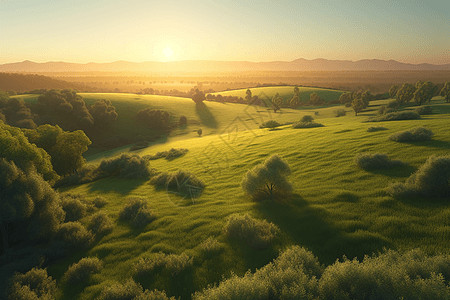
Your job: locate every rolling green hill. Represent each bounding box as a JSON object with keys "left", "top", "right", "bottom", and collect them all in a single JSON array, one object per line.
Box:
[{"left": 46, "top": 96, "right": 450, "bottom": 299}]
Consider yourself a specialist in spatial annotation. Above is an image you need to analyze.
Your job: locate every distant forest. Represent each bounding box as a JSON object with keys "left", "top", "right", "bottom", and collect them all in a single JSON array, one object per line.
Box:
[{"left": 2, "top": 71, "right": 450, "bottom": 95}]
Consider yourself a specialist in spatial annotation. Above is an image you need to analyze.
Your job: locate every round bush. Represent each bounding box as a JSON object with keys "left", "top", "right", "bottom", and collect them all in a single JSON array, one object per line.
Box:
[
  {"left": 92, "top": 196, "right": 108, "bottom": 208},
  {"left": 415, "top": 105, "right": 433, "bottom": 115},
  {"left": 333, "top": 109, "right": 346, "bottom": 117},
  {"left": 88, "top": 211, "right": 113, "bottom": 236},
  {"left": 9, "top": 268, "right": 57, "bottom": 300},
  {"left": 260, "top": 120, "right": 281, "bottom": 129},
  {"left": 292, "top": 121, "right": 324, "bottom": 129},
  {"left": 54, "top": 221, "right": 93, "bottom": 249},
  {"left": 300, "top": 115, "right": 314, "bottom": 123},
  {"left": 64, "top": 257, "right": 102, "bottom": 285},
  {"left": 367, "top": 126, "right": 388, "bottom": 132},
  {"left": 61, "top": 194, "right": 87, "bottom": 222},
  {"left": 388, "top": 127, "right": 433, "bottom": 142},
  {"left": 355, "top": 153, "right": 405, "bottom": 170},
  {"left": 119, "top": 197, "right": 156, "bottom": 227}
]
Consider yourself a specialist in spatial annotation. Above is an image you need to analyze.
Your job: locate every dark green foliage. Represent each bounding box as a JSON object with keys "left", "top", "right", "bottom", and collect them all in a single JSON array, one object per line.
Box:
[
  {"left": 414, "top": 81, "right": 436, "bottom": 105},
  {"left": 351, "top": 97, "right": 365, "bottom": 116},
  {"left": 388, "top": 127, "right": 433, "bottom": 142},
  {"left": 339, "top": 92, "right": 353, "bottom": 104},
  {"left": 259, "top": 120, "right": 281, "bottom": 129},
  {"left": 119, "top": 197, "right": 156, "bottom": 228},
  {"left": 308, "top": 92, "right": 325, "bottom": 106},
  {"left": 55, "top": 164, "right": 103, "bottom": 187},
  {"left": 136, "top": 108, "right": 170, "bottom": 130},
  {"left": 89, "top": 99, "right": 118, "bottom": 128},
  {"left": 387, "top": 155, "right": 450, "bottom": 198},
  {"left": 191, "top": 88, "right": 206, "bottom": 104},
  {"left": 415, "top": 105, "right": 433, "bottom": 115},
  {"left": 8, "top": 268, "right": 57, "bottom": 300},
  {"left": 54, "top": 221, "right": 93, "bottom": 249},
  {"left": 440, "top": 82, "right": 450, "bottom": 103},
  {"left": 60, "top": 193, "right": 87, "bottom": 222},
  {"left": 223, "top": 214, "right": 279, "bottom": 249},
  {"left": 377, "top": 105, "right": 387, "bottom": 115},
  {"left": 271, "top": 93, "right": 284, "bottom": 112},
  {"left": 88, "top": 211, "right": 114, "bottom": 236},
  {"left": 367, "top": 111, "right": 421, "bottom": 122},
  {"left": 334, "top": 109, "right": 346, "bottom": 117},
  {"left": 200, "top": 236, "right": 221, "bottom": 253},
  {"left": 150, "top": 170, "right": 205, "bottom": 198},
  {"left": 92, "top": 196, "right": 108, "bottom": 208},
  {"left": 197, "top": 128, "right": 202, "bottom": 136},
  {"left": 99, "top": 154, "right": 153, "bottom": 179},
  {"left": 64, "top": 257, "right": 102, "bottom": 285},
  {"left": 300, "top": 115, "right": 314, "bottom": 123},
  {"left": 0, "top": 121, "right": 58, "bottom": 182},
  {"left": 292, "top": 121, "right": 324, "bottom": 128},
  {"left": 134, "top": 252, "right": 194, "bottom": 277},
  {"left": 0, "top": 159, "right": 64, "bottom": 255},
  {"left": 0, "top": 97, "right": 38, "bottom": 129},
  {"left": 179, "top": 115, "right": 187, "bottom": 126},
  {"left": 355, "top": 153, "right": 405, "bottom": 170},
  {"left": 387, "top": 99, "right": 400, "bottom": 109},
  {"left": 367, "top": 126, "right": 388, "bottom": 132},
  {"left": 147, "top": 148, "right": 189, "bottom": 160},
  {"left": 241, "top": 154, "right": 292, "bottom": 200},
  {"left": 97, "top": 279, "right": 175, "bottom": 300},
  {"left": 396, "top": 83, "right": 416, "bottom": 104},
  {"left": 389, "top": 84, "right": 399, "bottom": 98}
]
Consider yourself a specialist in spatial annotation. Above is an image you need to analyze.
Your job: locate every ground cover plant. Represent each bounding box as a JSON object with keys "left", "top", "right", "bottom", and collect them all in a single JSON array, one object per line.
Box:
[
  {"left": 355, "top": 153, "right": 406, "bottom": 170},
  {"left": 367, "top": 126, "right": 388, "bottom": 132},
  {"left": 5, "top": 95, "right": 450, "bottom": 299},
  {"left": 388, "top": 126, "right": 434, "bottom": 142},
  {"left": 367, "top": 110, "right": 421, "bottom": 122}
]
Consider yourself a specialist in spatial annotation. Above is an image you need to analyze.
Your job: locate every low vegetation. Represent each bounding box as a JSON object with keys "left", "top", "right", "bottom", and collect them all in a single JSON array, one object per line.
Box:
[
  {"left": 292, "top": 115, "right": 324, "bottom": 128},
  {"left": 97, "top": 279, "right": 174, "bottom": 300},
  {"left": 150, "top": 170, "right": 205, "bottom": 198},
  {"left": 147, "top": 148, "right": 189, "bottom": 160},
  {"left": 388, "top": 127, "right": 433, "bottom": 142},
  {"left": 8, "top": 267, "right": 57, "bottom": 300},
  {"left": 133, "top": 252, "right": 194, "bottom": 277},
  {"left": 334, "top": 108, "right": 346, "bottom": 117},
  {"left": 88, "top": 211, "right": 114, "bottom": 236},
  {"left": 64, "top": 257, "right": 102, "bottom": 285},
  {"left": 415, "top": 105, "right": 433, "bottom": 115},
  {"left": 119, "top": 197, "right": 156, "bottom": 228},
  {"left": 387, "top": 155, "right": 450, "bottom": 198},
  {"left": 367, "top": 111, "right": 421, "bottom": 122},
  {"left": 54, "top": 221, "right": 93, "bottom": 249},
  {"left": 367, "top": 126, "right": 388, "bottom": 132},
  {"left": 60, "top": 193, "right": 87, "bottom": 222},
  {"left": 355, "top": 153, "right": 406, "bottom": 170},
  {"left": 223, "top": 213, "right": 279, "bottom": 249},
  {"left": 260, "top": 120, "right": 281, "bottom": 129}
]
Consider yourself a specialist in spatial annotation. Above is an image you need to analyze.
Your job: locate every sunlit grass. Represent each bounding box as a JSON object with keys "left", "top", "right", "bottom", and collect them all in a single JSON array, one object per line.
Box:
[{"left": 46, "top": 96, "right": 450, "bottom": 299}]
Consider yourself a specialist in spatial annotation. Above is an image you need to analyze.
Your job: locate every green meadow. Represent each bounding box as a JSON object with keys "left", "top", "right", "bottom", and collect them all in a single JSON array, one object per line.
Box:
[{"left": 33, "top": 90, "right": 450, "bottom": 299}]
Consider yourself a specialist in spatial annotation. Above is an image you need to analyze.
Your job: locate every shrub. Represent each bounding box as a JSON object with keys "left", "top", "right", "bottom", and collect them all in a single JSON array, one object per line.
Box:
[
  {"left": 60, "top": 194, "right": 87, "bottom": 222},
  {"left": 334, "top": 109, "right": 346, "bottom": 117},
  {"left": 388, "top": 127, "right": 433, "bottom": 142},
  {"left": 344, "top": 102, "right": 351, "bottom": 107},
  {"left": 55, "top": 164, "right": 103, "bottom": 187},
  {"left": 64, "top": 257, "right": 102, "bottom": 285},
  {"left": 260, "top": 120, "right": 281, "bottom": 129},
  {"left": 147, "top": 148, "right": 189, "bottom": 160},
  {"left": 97, "top": 279, "right": 144, "bottom": 300},
  {"left": 99, "top": 154, "right": 154, "bottom": 179},
  {"left": 134, "top": 252, "right": 193, "bottom": 277},
  {"left": 8, "top": 268, "right": 57, "bottom": 300},
  {"left": 197, "top": 129, "right": 202, "bottom": 136},
  {"left": 130, "top": 141, "right": 149, "bottom": 151},
  {"left": 415, "top": 105, "right": 433, "bottom": 115},
  {"left": 241, "top": 154, "right": 292, "bottom": 200},
  {"left": 367, "top": 126, "right": 388, "bottom": 132},
  {"left": 387, "top": 155, "right": 450, "bottom": 198},
  {"left": 119, "top": 197, "right": 156, "bottom": 227},
  {"left": 54, "top": 221, "right": 93, "bottom": 249},
  {"left": 136, "top": 108, "right": 170, "bottom": 130},
  {"left": 367, "top": 111, "right": 421, "bottom": 122},
  {"left": 292, "top": 121, "right": 324, "bottom": 129},
  {"left": 88, "top": 211, "right": 114, "bottom": 236},
  {"left": 179, "top": 115, "right": 187, "bottom": 126},
  {"left": 300, "top": 115, "right": 314, "bottom": 123},
  {"left": 200, "top": 236, "right": 221, "bottom": 253},
  {"left": 387, "top": 99, "right": 400, "bottom": 109},
  {"left": 150, "top": 170, "right": 205, "bottom": 198},
  {"left": 378, "top": 105, "right": 387, "bottom": 115},
  {"left": 92, "top": 196, "right": 108, "bottom": 208},
  {"left": 223, "top": 214, "right": 279, "bottom": 249},
  {"left": 355, "top": 153, "right": 406, "bottom": 170}
]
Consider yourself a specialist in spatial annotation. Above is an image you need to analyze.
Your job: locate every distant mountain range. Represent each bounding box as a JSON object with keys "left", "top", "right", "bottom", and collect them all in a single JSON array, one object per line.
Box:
[{"left": 1, "top": 58, "right": 450, "bottom": 73}]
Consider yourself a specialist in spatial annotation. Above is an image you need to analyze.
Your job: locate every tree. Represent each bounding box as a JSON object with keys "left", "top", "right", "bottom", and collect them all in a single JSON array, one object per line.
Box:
[
  {"left": 192, "top": 88, "right": 206, "bottom": 104},
  {"left": 339, "top": 92, "right": 353, "bottom": 104},
  {"left": 89, "top": 99, "right": 118, "bottom": 128},
  {"left": 197, "top": 128, "right": 203, "bottom": 136},
  {"left": 352, "top": 97, "right": 365, "bottom": 116},
  {"left": 389, "top": 85, "right": 399, "bottom": 98},
  {"left": 307, "top": 92, "right": 325, "bottom": 106},
  {"left": 396, "top": 83, "right": 416, "bottom": 104},
  {"left": 440, "top": 82, "right": 450, "bottom": 103},
  {"left": 289, "top": 86, "right": 302, "bottom": 109},
  {"left": 271, "top": 93, "right": 283, "bottom": 113},
  {"left": 361, "top": 90, "right": 375, "bottom": 108},
  {"left": 241, "top": 154, "right": 292, "bottom": 200},
  {"left": 245, "top": 89, "right": 252, "bottom": 103},
  {"left": 413, "top": 81, "right": 436, "bottom": 106},
  {"left": 136, "top": 108, "right": 170, "bottom": 130}
]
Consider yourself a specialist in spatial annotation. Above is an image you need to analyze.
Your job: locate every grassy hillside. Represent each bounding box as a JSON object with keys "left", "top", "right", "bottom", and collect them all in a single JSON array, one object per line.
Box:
[
  {"left": 48, "top": 96, "right": 450, "bottom": 299},
  {"left": 212, "top": 86, "right": 345, "bottom": 103}
]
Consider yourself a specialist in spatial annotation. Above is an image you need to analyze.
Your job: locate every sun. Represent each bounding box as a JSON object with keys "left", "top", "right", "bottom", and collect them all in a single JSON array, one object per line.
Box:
[{"left": 163, "top": 46, "right": 174, "bottom": 60}]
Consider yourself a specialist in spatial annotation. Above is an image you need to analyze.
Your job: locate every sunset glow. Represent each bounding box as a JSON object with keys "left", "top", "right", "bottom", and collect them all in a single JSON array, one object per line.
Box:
[{"left": 163, "top": 46, "right": 174, "bottom": 61}]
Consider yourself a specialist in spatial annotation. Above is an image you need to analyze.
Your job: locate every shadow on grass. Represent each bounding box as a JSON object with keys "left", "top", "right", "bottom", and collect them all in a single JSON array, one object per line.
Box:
[
  {"left": 86, "top": 177, "right": 149, "bottom": 195},
  {"left": 411, "top": 139, "right": 450, "bottom": 149},
  {"left": 255, "top": 193, "right": 392, "bottom": 265},
  {"left": 368, "top": 164, "right": 417, "bottom": 178},
  {"left": 195, "top": 102, "right": 218, "bottom": 128}
]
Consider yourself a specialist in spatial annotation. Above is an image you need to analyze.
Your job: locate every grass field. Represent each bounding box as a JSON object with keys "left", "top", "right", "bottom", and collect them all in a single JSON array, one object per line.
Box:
[
  {"left": 43, "top": 94, "right": 450, "bottom": 299},
  {"left": 212, "top": 86, "right": 346, "bottom": 103}
]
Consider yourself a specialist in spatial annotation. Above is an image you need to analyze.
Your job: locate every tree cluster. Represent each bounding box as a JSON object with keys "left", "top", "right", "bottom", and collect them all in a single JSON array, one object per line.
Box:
[
  {"left": 136, "top": 108, "right": 171, "bottom": 130},
  {"left": 389, "top": 80, "right": 447, "bottom": 106}
]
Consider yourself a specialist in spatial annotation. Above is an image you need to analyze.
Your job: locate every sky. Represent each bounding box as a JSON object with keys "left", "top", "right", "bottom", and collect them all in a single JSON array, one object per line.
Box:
[{"left": 1, "top": 0, "right": 449, "bottom": 64}]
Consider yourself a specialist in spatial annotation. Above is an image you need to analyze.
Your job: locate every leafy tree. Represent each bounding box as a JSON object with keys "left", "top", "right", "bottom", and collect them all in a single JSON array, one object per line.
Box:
[
  {"left": 197, "top": 128, "right": 203, "bottom": 136},
  {"left": 352, "top": 97, "right": 365, "bottom": 116},
  {"left": 0, "top": 159, "right": 64, "bottom": 256},
  {"left": 413, "top": 81, "right": 436, "bottom": 106},
  {"left": 440, "top": 82, "right": 450, "bottom": 103},
  {"left": 339, "top": 92, "right": 353, "bottom": 104},
  {"left": 271, "top": 93, "right": 283, "bottom": 112},
  {"left": 396, "top": 83, "right": 416, "bottom": 104},
  {"left": 241, "top": 154, "right": 292, "bottom": 200},
  {"left": 0, "top": 121, "right": 58, "bottom": 182},
  {"left": 136, "top": 108, "right": 170, "bottom": 130},
  {"left": 245, "top": 89, "right": 252, "bottom": 103},
  {"left": 89, "top": 99, "right": 118, "bottom": 128},
  {"left": 389, "top": 85, "right": 399, "bottom": 98},
  {"left": 289, "top": 87, "right": 302, "bottom": 109},
  {"left": 307, "top": 92, "right": 325, "bottom": 106},
  {"left": 192, "top": 88, "right": 206, "bottom": 104},
  {"left": 361, "top": 90, "right": 375, "bottom": 108}
]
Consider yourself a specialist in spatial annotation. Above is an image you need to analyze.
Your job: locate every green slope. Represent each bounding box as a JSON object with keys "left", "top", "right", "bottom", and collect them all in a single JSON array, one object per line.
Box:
[{"left": 50, "top": 97, "right": 450, "bottom": 299}]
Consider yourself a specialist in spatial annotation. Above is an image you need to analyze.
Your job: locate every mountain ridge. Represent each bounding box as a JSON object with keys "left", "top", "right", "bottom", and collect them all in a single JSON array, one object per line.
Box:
[{"left": 1, "top": 58, "right": 449, "bottom": 73}]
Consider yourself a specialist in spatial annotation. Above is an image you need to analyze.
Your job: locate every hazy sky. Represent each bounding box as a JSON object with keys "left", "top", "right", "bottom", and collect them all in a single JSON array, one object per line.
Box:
[{"left": 1, "top": 0, "right": 449, "bottom": 64}]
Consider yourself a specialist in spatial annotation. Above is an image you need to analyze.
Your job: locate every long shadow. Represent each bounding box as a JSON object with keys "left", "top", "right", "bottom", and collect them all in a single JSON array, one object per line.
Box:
[
  {"left": 407, "top": 139, "right": 450, "bottom": 149},
  {"left": 368, "top": 164, "right": 417, "bottom": 178},
  {"left": 195, "top": 102, "right": 218, "bottom": 128},
  {"left": 87, "top": 177, "right": 148, "bottom": 194},
  {"left": 256, "top": 194, "right": 392, "bottom": 265}
]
